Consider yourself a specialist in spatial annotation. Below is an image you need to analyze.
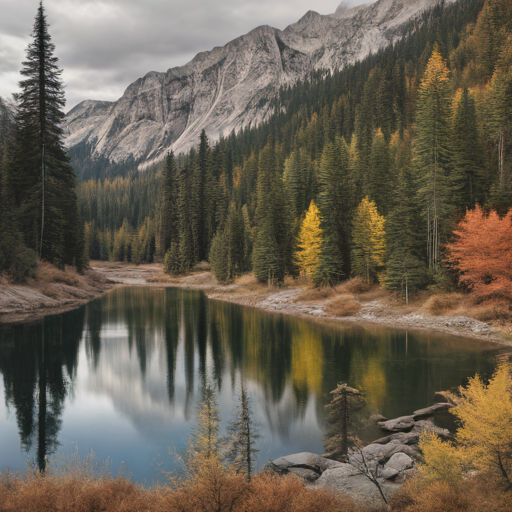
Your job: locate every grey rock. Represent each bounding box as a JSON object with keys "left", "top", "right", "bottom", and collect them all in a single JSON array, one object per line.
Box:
[
  {"left": 379, "top": 415, "right": 416, "bottom": 432},
  {"left": 380, "top": 466, "right": 400, "bottom": 480},
  {"left": 314, "top": 466, "right": 400, "bottom": 508},
  {"left": 288, "top": 468, "right": 322, "bottom": 482},
  {"left": 64, "top": 0, "right": 456, "bottom": 172},
  {"left": 413, "top": 403, "right": 455, "bottom": 418},
  {"left": 270, "top": 452, "right": 343, "bottom": 472},
  {"left": 385, "top": 453, "right": 414, "bottom": 473}
]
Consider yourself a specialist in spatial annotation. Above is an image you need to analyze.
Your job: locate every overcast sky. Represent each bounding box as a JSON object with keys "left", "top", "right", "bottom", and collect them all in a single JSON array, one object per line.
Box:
[{"left": 0, "top": 0, "right": 370, "bottom": 111}]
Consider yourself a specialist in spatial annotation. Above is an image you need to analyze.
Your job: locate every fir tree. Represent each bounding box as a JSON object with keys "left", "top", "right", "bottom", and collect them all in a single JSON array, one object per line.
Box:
[
  {"left": 225, "top": 385, "right": 260, "bottom": 481},
  {"left": 351, "top": 197, "right": 386, "bottom": 285},
  {"left": 385, "top": 134, "right": 427, "bottom": 300},
  {"left": 159, "top": 152, "right": 178, "bottom": 257},
  {"left": 414, "top": 46, "right": 454, "bottom": 272},
  {"left": 451, "top": 88, "right": 485, "bottom": 209},
  {"left": 252, "top": 141, "right": 288, "bottom": 284},
  {"left": 324, "top": 383, "right": 367, "bottom": 460},
  {"left": 7, "top": 2, "right": 83, "bottom": 268},
  {"left": 317, "top": 136, "right": 352, "bottom": 280},
  {"left": 190, "top": 383, "right": 221, "bottom": 463}
]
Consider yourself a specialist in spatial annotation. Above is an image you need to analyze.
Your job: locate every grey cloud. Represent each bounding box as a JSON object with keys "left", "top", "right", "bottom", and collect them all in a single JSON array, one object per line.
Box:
[{"left": 0, "top": 0, "right": 373, "bottom": 110}]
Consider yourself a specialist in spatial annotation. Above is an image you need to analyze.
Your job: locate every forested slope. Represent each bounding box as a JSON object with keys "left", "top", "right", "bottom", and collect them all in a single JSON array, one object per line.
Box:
[{"left": 82, "top": 0, "right": 512, "bottom": 301}]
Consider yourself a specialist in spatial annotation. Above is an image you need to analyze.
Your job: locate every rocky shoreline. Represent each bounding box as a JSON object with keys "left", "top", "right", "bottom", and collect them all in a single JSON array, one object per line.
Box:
[
  {"left": 2, "top": 261, "right": 511, "bottom": 349},
  {"left": 265, "top": 403, "right": 454, "bottom": 508}
]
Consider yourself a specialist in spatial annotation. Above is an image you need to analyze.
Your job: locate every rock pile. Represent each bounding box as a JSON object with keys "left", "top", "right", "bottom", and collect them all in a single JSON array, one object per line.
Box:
[{"left": 265, "top": 403, "right": 453, "bottom": 507}]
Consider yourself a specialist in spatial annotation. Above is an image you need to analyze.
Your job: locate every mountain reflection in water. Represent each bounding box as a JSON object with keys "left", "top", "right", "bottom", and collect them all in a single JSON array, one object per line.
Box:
[{"left": 0, "top": 287, "right": 500, "bottom": 483}]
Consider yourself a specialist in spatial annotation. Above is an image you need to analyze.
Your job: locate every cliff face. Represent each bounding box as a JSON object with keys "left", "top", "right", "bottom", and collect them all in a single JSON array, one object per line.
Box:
[{"left": 64, "top": 0, "right": 449, "bottom": 172}]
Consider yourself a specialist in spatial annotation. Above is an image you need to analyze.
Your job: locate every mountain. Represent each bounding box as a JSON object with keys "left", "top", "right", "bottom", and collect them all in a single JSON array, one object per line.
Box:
[{"left": 65, "top": 0, "right": 453, "bottom": 176}]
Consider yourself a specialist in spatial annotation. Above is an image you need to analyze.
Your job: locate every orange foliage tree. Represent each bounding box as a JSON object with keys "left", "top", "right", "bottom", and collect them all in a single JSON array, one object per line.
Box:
[{"left": 446, "top": 206, "right": 512, "bottom": 298}]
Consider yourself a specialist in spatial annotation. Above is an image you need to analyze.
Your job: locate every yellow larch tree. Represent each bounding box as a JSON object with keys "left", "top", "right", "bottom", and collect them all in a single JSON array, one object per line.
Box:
[
  {"left": 351, "top": 197, "right": 386, "bottom": 284},
  {"left": 295, "top": 200, "right": 324, "bottom": 282}
]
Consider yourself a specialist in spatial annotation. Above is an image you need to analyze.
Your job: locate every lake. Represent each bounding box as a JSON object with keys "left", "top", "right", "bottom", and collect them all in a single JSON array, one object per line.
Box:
[{"left": 0, "top": 286, "right": 501, "bottom": 484}]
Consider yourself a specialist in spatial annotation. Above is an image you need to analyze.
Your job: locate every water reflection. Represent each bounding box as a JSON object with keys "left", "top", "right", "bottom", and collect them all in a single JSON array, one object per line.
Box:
[{"left": 0, "top": 287, "right": 501, "bottom": 482}]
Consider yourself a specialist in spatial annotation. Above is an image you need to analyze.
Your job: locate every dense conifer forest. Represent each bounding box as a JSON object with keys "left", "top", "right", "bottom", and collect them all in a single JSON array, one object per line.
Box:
[
  {"left": 2, "top": 0, "right": 512, "bottom": 303},
  {"left": 78, "top": 0, "right": 512, "bottom": 301}
]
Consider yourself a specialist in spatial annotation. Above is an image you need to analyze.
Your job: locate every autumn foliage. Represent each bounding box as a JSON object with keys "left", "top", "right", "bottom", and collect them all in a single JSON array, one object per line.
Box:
[{"left": 446, "top": 206, "right": 512, "bottom": 299}]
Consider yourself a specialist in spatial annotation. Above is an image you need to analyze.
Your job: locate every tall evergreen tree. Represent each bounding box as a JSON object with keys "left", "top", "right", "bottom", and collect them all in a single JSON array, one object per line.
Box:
[
  {"left": 159, "top": 152, "right": 178, "bottom": 257},
  {"left": 451, "top": 88, "right": 485, "bottom": 209},
  {"left": 7, "top": 2, "right": 83, "bottom": 268},
  {"left": 414, "top": 46, "right": 454, "bottom": 272},
  {"left": 385, "top": 135, "right": 427, "bottom": 300},
  {"left": 317, "top": 136, "right": 353, "bottom": 280},
  {"left": 225, "top": 385, "right": 260, "bottom": 481}
]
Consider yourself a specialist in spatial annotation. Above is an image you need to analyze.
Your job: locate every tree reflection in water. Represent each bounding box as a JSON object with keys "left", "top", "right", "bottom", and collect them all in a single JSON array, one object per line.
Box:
[{"left": 0, "top": 287, "right": 500, "bottom": 479}]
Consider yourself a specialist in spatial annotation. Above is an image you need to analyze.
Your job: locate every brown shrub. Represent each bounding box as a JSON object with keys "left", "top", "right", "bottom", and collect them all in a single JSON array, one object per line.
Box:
[
  {"left": 37, "top": 263, "right": 79, "bottom": 287},
  {"left": 295, "top": 286, "right": 337, "bottom": 302},
  {"left": 423, "top": 293, "right": 463, "bottom": 316},
  {"left": 391, "top": 475, "right": 512, "bottom": 512},
  {"left": 335, "top": 277, "right": 372, "bottom": 296},
  {"left": 0, "top": 464, "right": 363, "bottom": 512},
  {"left": 468, "top": 299, "right": 512, "bottom": 321},
  {"left": 246, "top": 473, "right": 361, "bottom": 512},
  {"left": 325, "top": 295, "right": 362, "bottom": 317}
]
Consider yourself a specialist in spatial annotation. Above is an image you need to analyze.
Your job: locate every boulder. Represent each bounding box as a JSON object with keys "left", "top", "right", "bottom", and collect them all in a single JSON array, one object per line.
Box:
[
  {"left": 413, "top": 403, "right": 454, "bottom": 418},
  {"left": 380, "top": 466, "right": 399, "bottom": 480},
  {"left": 269, "top": 452, "right": 342, "bottom": 473},
  {"left": 385, "top": 453, "right": 415, "bottom": 473},
  {"left": 378, "top": 415, "right": 416, "bottom": 432},
  {"left": 314, "top": 466, "right": 400, "bottom": 508},
  {"left": 373, "top": 431, "right": 421, "bottom": 446}
]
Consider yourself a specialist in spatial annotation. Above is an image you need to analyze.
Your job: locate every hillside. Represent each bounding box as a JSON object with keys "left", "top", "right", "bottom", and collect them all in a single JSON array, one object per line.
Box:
[{"left": 65, "top": 0, "right": 452, "bottom": 179}]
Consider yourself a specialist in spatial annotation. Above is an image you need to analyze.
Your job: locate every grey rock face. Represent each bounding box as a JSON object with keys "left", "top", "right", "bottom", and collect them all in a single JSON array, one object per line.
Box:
[{"left": 64, "top": 0, "right": 453, "bottom": 171}]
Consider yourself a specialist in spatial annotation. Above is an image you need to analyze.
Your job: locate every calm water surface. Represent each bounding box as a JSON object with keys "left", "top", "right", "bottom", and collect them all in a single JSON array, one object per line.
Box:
[{"left": 0, "top": 287, "right": 501, "bottom": 483}]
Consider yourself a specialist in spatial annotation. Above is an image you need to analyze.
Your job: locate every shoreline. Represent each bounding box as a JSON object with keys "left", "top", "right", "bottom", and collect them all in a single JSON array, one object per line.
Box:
[
  {"left": 0, "top": 264, "right": 114, "bottom": 325},
  {"left": 1, "top": 261, "right": 511, "bottom": 348},
  {"left": 94, "top": 262, "right": 512, "bottom": 347}
]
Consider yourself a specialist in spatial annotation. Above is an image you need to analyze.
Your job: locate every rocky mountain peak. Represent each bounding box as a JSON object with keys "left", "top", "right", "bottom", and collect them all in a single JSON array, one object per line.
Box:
[{"left": 64, "top": 0, "right": 453, "bottom": 175}]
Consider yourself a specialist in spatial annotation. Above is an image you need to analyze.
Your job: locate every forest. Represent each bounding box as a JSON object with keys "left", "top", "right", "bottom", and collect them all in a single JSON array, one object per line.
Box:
[
  {"left": 76, "top": 0, "right": 512, "bottom": 303},
  {"left": 1, "top": 0, "right": 512, "bottom": 301}
]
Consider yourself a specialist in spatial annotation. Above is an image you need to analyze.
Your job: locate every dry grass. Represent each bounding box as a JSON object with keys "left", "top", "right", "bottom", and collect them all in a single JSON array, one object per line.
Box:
[
  {"left": 335, "top": 277, "right": 372, "bottom": 296},
  {"left": 295, "top": 286, "right": 337, "bottom": 302},
  {"left": 466, "top": 299, "right": 512, "bottom": 322},
  {"left": 36, "top": 263, "right": 80, "bottom": 287},
  {"left": 391, "top": 475, "right": 512, "bottom": 512},
  {"left": 422, "top": 293, "right": 463, "bottom": 316},
  {"left": 0, "top": 457, "right": 364, "bottom": 512},
  {"left": 325, "top": 295, "right": 362, "bottom": 317}
]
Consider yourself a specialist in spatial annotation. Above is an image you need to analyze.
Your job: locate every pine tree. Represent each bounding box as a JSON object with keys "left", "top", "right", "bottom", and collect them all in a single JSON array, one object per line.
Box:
[
  {"left": 451, "top": 88, "right": 485, "bottom": 209},
  {"left": 6, "top": 2, "right": 83, "bottom": 268},
  {"left": 0, "top": 98, "right": 37, "bottom": 281},
  {"left": 414, "top": 46, "right": 454, "bottom": 272},
  {"left": 190, "top": 383, "right": 221, "bottom": 463},
  {"left": 369, "top": 129, "right": 392, "bottom": 216},
  {"left": 317, "top": 136, "right": 352, "bottom": 281},
  {"left": 324, "top": 383, "right": 367, "bottom": 461},
  {"left": 225, "top": 385, "right": 260, "bottom": 481},
  {"left": 487, "top": 58, "right": 512, "bottom": 207},
  {"left": 294, "top": 200, "right": 324, "bottom": 285},
  {"left": 385, "top": 134, "right": 427, "bottom": 301},
  {"left": 159, "top": 152, "right": 178, "bottom": 258},
  {"left": 351, "top": 197, "right": 386, "bottom": 285},
  {"left": 252, "top": 140, "right": 289, "bottom": 284}
]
